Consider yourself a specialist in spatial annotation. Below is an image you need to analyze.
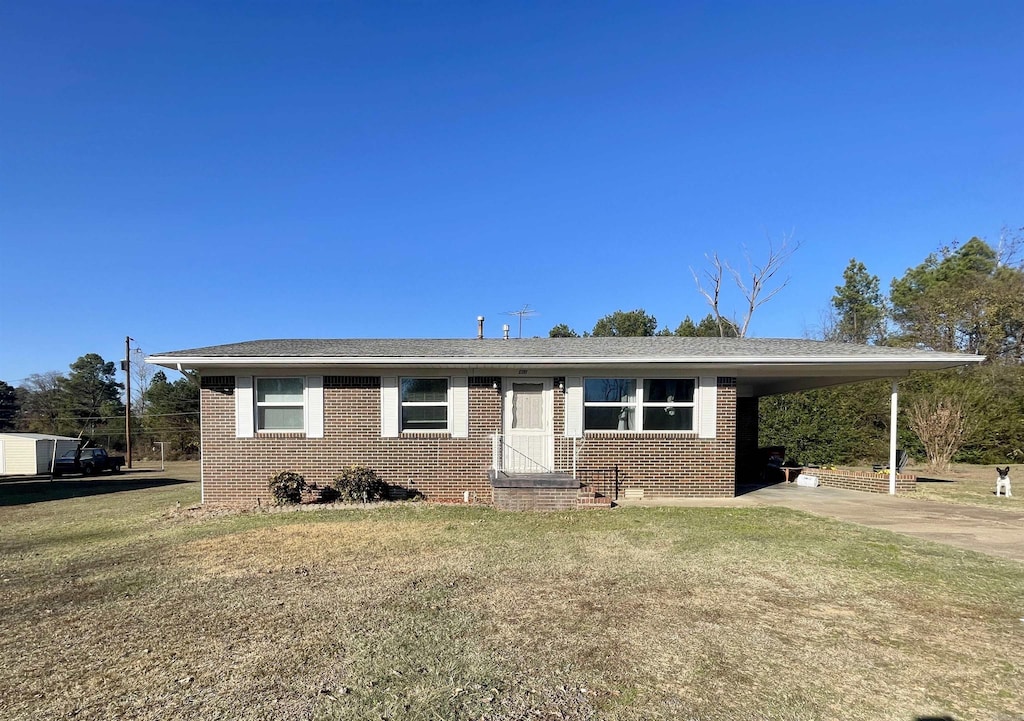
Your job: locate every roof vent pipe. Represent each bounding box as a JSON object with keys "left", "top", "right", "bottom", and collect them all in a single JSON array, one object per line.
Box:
[
  {"left": 477, "top": 316, "right": 485, "bottom": 340},
  {"left": 503, "top": 324, "right": 510, "bottom": 340}
]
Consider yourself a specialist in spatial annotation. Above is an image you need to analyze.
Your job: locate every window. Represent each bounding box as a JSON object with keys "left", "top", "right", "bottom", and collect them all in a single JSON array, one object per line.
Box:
[
  {"left": 584, "top": 378, "right": 636, "bottom": 430},
  {"left": 400, "top": 378, "right": 449, "bottom": 431},
  {"left": 255, "top": 377, "right": 304, "bottom": 432},
  {"left": 583, "top": 377, "right": 696, "bottom": 432},
  {"left": 641, "top": 378, "right": 695, "bottom": 431}
]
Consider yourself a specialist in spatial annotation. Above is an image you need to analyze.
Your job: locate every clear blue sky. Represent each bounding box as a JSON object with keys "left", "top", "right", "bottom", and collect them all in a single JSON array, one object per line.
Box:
[{"left": 2, "top": 1, "right": 1021, "bottom": 385}]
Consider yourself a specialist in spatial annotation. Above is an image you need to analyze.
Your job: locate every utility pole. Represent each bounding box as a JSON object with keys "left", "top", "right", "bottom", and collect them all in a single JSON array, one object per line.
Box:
[{"left": 123, "top": 335, "right": 134, "bottom": 469}]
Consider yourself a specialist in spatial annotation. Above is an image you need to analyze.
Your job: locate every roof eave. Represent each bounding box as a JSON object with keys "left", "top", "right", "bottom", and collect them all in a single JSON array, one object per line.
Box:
[{"left": 146, "top": 353, "right": 985, "bottom": 371}]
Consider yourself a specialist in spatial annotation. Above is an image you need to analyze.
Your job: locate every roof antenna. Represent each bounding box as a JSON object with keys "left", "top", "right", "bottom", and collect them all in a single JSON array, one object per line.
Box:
[{"left": 504, "top": 304, "right": 537, "bottom": 339}]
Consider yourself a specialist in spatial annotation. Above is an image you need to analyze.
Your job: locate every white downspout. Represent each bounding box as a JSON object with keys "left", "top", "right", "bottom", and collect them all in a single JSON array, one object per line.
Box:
[{"left": 889, "top": 379, "right": 899, "bottom": 495}]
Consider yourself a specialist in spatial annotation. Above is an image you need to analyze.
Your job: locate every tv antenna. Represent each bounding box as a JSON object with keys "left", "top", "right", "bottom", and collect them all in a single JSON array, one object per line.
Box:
[{"left": 504, "top": 304, "right": 538, "bottom": 338}]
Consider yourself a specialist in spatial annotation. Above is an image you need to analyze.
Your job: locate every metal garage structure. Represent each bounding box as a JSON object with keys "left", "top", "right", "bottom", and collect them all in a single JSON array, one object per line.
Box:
[{"left": 0, "top": 433, "right": 80, "bottom": 475}]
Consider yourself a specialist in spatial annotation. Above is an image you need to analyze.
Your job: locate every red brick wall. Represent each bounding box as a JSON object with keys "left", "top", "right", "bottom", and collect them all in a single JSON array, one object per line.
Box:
[
  {"left": 492, "top": 486, "right": 578, "bottom": 511},
  {"left": 551, "top": 378, "right": 737, "bottom": 498},
  {"left": 200, "top": 374, "right": 738, "bottom": 505},
  {"left": 813, "top": 468, "right": 917, "bottom": 494},
  {"left": 200, "top": 376, "right": 500, "bottom": 506}
]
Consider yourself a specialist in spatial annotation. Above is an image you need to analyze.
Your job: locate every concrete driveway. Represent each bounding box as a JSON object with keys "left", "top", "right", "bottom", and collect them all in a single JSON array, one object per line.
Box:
[{"left": 621, "top": 483, "right": 1024, "bottom": 564}]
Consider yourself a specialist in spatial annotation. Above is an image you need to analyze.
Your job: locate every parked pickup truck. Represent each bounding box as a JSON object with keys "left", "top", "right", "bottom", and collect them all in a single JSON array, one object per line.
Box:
[{"left": 52, "top": 447, "right": 125, "bottom": 477}]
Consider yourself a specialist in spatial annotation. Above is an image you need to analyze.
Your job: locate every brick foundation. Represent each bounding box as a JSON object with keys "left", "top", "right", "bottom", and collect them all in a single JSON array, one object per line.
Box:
[{"left": 492, "top": 486, "right": 579, "bottom": 511}]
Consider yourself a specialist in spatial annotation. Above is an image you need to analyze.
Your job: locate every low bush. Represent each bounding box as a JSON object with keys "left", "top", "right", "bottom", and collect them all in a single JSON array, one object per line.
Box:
[
  {"left": 269, "top": 471, "right": 307, "bottom": 505},
  {"left": 333, "top": 466, "right": 388, "bottom": 502},
  {"left": 317, "top": 485, "right": 341, "bottom": 503}
]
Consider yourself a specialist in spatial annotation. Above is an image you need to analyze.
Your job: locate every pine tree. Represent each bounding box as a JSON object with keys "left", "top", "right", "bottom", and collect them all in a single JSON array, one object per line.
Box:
[{"left": 831, "top": 259, "right": 886, "bottom": 344}]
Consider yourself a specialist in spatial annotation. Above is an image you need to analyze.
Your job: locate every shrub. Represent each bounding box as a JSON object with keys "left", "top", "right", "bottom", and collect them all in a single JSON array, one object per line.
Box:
[
  {"left": 303, "top": 482, "right": 341, "bottom": 503},
  {"left": 269, "top": 471, "right": 307, "bottom": 505},
  {"left": 333, "top": 466, "right": 388, "bottom": 502},
  {"left": 318, "top": 485, "right": 341, "bottom": 503}
]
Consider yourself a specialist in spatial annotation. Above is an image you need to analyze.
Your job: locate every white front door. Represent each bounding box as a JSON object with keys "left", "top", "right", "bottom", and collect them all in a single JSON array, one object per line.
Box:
[{"left": 503, "top": 379, "right": 553, "bottom": 473}]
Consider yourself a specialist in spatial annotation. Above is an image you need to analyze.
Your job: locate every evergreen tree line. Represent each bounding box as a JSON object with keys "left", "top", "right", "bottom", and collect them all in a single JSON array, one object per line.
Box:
[
  {"left": 550, "top": 233, "right": 1024, "bottom": 468},
  {"left": 0, "top": 356, "right": 199, "bottom": 461}
]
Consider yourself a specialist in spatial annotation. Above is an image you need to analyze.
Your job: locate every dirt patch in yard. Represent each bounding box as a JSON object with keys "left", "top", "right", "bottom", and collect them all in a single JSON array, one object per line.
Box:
[{"left": 176, "top": 517, "right": 448, "bottom": 578}]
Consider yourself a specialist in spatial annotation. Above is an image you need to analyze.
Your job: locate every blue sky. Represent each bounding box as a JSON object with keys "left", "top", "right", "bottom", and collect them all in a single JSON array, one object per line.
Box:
[{"left": 1, "top": 0, "right": 1021, "bottom": 385}]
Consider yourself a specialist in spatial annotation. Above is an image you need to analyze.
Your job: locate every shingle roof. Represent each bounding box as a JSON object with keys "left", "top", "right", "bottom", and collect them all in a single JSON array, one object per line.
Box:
[
  {"left": 147, "top": 337, "right": 983, "bottom": 396},
  {"left": 150, "top": 337, "right": 975, "bottom": 361}
]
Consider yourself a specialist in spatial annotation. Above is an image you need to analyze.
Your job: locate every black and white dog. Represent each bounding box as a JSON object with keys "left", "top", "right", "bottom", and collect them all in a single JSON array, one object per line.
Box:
[{"left": 995, "top": 467, "right": 1012, "bottom": 497}]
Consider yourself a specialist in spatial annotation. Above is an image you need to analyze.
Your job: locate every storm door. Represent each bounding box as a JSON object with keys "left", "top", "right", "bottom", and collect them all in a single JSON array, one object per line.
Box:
[{"left": 503, "top": 379, "right": 553, "bottom": 473}]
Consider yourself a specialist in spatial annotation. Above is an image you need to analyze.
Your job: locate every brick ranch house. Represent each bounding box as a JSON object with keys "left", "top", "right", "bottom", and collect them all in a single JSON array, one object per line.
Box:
[{"left": 146, "top": 337, "right": 981, "bottom": 508}]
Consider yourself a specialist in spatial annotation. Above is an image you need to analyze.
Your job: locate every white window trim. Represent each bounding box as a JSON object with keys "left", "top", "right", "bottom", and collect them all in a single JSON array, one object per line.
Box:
[
  {"left": 306, "top": 376, "right": 324, "bottom": 439},
  {"left": 399, "top": 376, "right": 452, "bottom": 433},
  {"left": 255, "top": 376, "right": 306, "bottom": 434},
  {"left": 381, "top": 377, "right": 399, "bottom": 437},
  {"left": 564, "top": 376, "right": 583, "bottom": 438},
  {"left": 697, "top": 375, "right": 717, "bottom": 439},
  {"left": 235, "top": 376, "right": 254, "bottom": 438},
  {"left": 583, "top": 376, "right": 699, "bottom": 434},
  {"left": 451, "top": 376, "right": 469, "bottom": 438}
]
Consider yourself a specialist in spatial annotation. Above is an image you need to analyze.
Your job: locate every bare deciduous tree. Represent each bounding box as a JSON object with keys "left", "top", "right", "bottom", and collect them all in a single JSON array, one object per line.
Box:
[
  {"left": 691, "top": 233, "right": 799, "bottom": 337},
  {"left": 692, "top": 252, "right": 730, "bottom": 337},
  {"left": 131, "top": 347, "right": 154, "bottom": 416},
  {"left": 18, "top": 371, "right": 65, "bottom": 434},
  {"left": 996, "top": 225, "right": 1024, "bottom": 269},
  {"left": 907, "top": 396, "right": 972, "bottom": 472}
]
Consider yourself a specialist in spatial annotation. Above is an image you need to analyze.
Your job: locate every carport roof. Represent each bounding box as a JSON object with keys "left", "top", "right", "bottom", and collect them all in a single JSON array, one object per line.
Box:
[{"left": 147, "top": 337, "right": 983, "bottom": 396}]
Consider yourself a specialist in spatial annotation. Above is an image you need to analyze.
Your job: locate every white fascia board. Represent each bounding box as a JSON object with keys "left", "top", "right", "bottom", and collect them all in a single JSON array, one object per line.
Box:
[{"left": 146, "top": 353, "right": 984, "bottom": 370}]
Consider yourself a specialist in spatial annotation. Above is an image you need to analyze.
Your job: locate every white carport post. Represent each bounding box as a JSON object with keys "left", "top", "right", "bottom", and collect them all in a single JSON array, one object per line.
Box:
[{"left": 889, "top": 379, "right": 899, "bottom": 495}]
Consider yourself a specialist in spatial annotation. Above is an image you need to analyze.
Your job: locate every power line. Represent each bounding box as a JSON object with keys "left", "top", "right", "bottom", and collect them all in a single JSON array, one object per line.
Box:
[
  {"left": 43, "top": 428, "right": 195, "bottom": 438},
  {"left": 138, "top": 411, "right": 201, "bottom": 419},
  {"left": 20, "top": 410, "right": 201, "bottom": 422}
]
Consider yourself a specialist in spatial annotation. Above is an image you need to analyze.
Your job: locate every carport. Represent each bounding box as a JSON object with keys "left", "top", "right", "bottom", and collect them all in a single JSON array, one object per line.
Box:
[{"left": 731, "top": 348, "right": 983, "bottom": 495}]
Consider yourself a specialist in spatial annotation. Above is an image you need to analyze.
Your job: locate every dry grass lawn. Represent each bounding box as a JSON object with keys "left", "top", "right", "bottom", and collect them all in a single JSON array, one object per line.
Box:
[
  {"left": 906, "top": 462, "right": 1023, "bottom": 510},
  {"left": 1, "top": 463, "right": 1022, "bottom": 720}
]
